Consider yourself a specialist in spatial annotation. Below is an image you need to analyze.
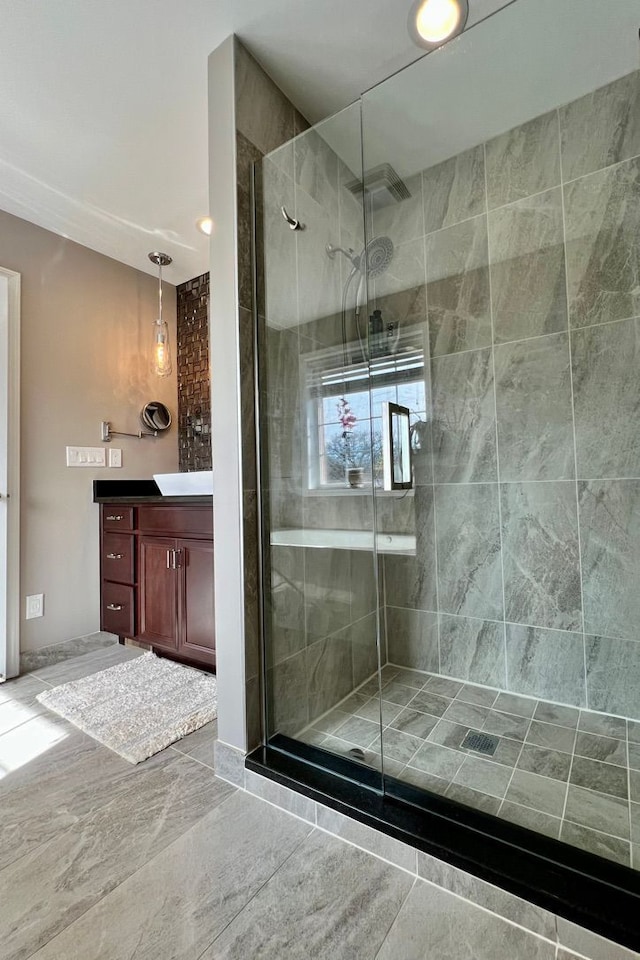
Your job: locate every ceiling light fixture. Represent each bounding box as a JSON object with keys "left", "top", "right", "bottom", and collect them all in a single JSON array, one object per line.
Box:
[
  {"left": 196, "top": 216, "right": 213, "bottom": 236},
  {"left": 148, "top": 252, "right": 173, "bottom": 379},
  {"left": 408, "top": 0, "right": 468, "bottom": 49}
]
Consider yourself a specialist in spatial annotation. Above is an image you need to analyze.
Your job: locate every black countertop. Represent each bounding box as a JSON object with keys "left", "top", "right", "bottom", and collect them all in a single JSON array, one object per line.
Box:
[{"left": 93, "top": 479, "right": 213, "bottom": 504}]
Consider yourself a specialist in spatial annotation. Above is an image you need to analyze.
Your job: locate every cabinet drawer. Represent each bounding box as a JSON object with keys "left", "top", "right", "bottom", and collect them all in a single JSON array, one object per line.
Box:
[
  {"left": 102, "top": 504, "right": 134, "bottom": 532},
  {"left": 101, "top": 533, "right": 135, "bottom": 585},
  {"left": 137, "top": 505, "right": 213, "bottom": 539},
  {"left": 101, "top": 582, "right": 135, "bottom": 636}
]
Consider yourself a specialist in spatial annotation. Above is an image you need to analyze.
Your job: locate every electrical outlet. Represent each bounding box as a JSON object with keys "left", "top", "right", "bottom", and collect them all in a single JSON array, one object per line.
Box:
[
  {"left": 26, "top": 593, "right": 44, "bottom": 619},
  {"left": 108, "top": 447, "right": 122, "bottom": 468}
]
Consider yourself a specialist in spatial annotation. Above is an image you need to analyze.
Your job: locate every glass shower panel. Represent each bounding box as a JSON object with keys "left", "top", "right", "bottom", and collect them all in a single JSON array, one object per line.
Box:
[
  {"left": 257, "top": 103, "right": 384, "bottom": 779},
  {"left": 360, "top": 0, "right": 640, "bottom": 867}
]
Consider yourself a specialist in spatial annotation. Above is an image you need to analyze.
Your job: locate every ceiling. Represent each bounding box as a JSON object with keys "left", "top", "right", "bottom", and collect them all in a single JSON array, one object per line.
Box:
[{"left": 0, "top": 0, "right": 510, "bottom": 284}]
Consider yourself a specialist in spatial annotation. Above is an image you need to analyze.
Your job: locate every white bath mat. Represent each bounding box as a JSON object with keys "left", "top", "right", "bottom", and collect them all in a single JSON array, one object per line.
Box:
[{"left": 36, "top": 652, "right": 217, "bottom": 764}]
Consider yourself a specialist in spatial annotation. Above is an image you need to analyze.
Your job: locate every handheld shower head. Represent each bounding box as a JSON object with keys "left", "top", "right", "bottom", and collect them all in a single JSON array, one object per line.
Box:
[
  {"left": 362, "top": 236, "right": 394, "bottom": 278},
  {"left": 326, "top": 236, "right": 394, "bottom": 278}
]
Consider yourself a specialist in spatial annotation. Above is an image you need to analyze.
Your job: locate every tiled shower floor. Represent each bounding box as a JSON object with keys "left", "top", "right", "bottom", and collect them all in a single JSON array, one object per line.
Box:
[{"left": 298, "top": 665, "right": 640, "bottom": 870}]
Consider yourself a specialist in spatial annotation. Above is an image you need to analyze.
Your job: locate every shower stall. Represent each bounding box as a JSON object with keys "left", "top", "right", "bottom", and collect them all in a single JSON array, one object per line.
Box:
[{"left": 252, "top": 0, "right": 640, "bottom": 943}]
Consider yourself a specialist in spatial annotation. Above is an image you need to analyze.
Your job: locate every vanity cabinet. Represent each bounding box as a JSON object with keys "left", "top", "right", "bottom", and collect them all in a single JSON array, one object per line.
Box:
[{"left": 99, "top": 500, "right": 215, "bottom": 671}]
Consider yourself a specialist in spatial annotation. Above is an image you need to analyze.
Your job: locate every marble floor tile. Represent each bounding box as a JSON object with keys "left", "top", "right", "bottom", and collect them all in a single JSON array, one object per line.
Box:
[
  {"left": 375, "top": 879, "right": 556, "bottom": 960},
  {"left": 453, "top": 754, "right": 512, "bottom": 799},
  {"left": 505, "top": 769, "right": 567, "bottom": 817},
  {"left": 498, "top": 801, "right": 561, "bottom": 839},
  {"left": 442, "top": 698, "right": 490, "bottom": 729},
  {"left": 409, "top": 741, "right": 466, "bottom": 780},
  {"left": 203, "top": 829, "right": 413, "bottom": 960},
  {"left": 500, "top": 481, "right": 582, "bottom": 632},
  {"left": 422, "top": 144, "right": 486, "bottom": 233},
  {"left": 485, "top": 109, "right": 560, "bottom": 209},
  {"left": 517, "top": 743, "right": 572, "bottom": 782},
  {"left": 408, "top": 688, "right": 452, "bottom": 718},
  {"left": 0, "top": 751, "right": 234, "bottom": 960},
  {"left": 489, "top": 187, "right": 567, "bottom": 344},
  {"left": 526, "top": 719, "right": 576, "bottom": 754},
  {"left": 574, "top": 731, "right": 627, "bottom": 767},
  {"left": 572, "top": 317, "right": 640, "bottom": 480},
  {"left": 171, "top": 719, "right": 218, "bottom": 757},
  {"left": 456, "top": 682, "right": 499, "bottom": 708},
  {"left": 333, "top": 714, "right": 380, "bottom": 748},
  {"left": 564, "top": 156, "right": 640, "bottom": 328},
  {"left": 482, "top": 709, "right": 530, "bottom": 742},
  {"left": 431, "top": 347, "right": 497, "bottom": 482},
  {"left": 28, "top": 792, "right": 311, "bottom": 960},
  {"left": 493, "top": 692, "right": 537, "bottom": 719},
  {"left": 426, "top": 676, "right": 465, "bottom": 698},
  {"left": 494, "top": 333, "right": 575, "bottom": 482},
  {"left": 564, "top": 784, "right": 630, "bottom": 840},
  {"left": 382, "top": 679, "right": 423, "bottom": 707},
  {"left": 533, "top": 702, "right": 579, "bottom": 729},
  {"left": 445, "top": 782, "right": 501, "bottom": 815},
  {"left": 560, "top": 820, "right": 631, "bottom": 867},
  {"left": 435, "top": 483, "right": 504, "bottom": 621},
  {"left": 356, "top": 698, "right": 401, "bottom": 726},
  {"left": 0, "top": 674, "right": 50, "bottom": 705},
  {"left": 426, "top": 215, "right": 491, "bottom": 358},
  {"left": 389, "top": 707, "right": 438, "bottom": 740}
]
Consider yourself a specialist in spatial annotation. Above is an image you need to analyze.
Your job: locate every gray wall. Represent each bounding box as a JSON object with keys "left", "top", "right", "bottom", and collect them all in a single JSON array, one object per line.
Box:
[
  {"left": 0, "top": 209, "right": 178, "bottom": 653},
  {"left": 209, "top": 36, "right": 311, "bottom": 752},
  {"left": 381, "top": 69, "right": 640, "bottom": 720}
]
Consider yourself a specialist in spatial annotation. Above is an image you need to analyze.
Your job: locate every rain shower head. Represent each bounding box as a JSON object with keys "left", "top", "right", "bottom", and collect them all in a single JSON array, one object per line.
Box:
[{"left": 326, "top": 236, "right": 394, "bottom": 278}]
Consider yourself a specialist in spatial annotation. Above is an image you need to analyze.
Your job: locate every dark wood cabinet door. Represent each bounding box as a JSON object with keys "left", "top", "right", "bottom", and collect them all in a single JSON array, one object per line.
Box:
[
  {"left": 177, "top": 538, "right": 215, "bottom": 667},
  {"left": 138, "top": 536, "right": 178, "bottom": 648}
]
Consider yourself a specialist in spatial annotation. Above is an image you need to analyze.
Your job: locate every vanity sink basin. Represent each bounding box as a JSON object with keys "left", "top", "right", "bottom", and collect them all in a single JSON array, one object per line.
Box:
[{"left": 153, "top": 471, "right": 213, "bottom": 496}]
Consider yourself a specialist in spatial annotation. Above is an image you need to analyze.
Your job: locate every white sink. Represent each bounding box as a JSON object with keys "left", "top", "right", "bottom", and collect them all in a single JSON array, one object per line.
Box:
[{"left": 153, "top": 471, "right": 213, "bottom": 496}]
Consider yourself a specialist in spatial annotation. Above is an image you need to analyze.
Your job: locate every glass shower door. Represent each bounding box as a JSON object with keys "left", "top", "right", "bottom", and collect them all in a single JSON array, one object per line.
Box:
[{"left": 256, "top": 102, "right": 385, "bottom": 780}]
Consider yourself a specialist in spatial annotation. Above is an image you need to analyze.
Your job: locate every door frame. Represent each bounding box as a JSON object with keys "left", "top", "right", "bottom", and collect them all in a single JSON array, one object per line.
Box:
[{"left": 0, "top": 266, "right": 21, "bottom": 680}]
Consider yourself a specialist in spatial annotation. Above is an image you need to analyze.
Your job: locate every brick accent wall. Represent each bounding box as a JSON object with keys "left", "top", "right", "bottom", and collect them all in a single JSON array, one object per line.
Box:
[{"left": 176, "top": 272, "right": 212, "bottom": 472}]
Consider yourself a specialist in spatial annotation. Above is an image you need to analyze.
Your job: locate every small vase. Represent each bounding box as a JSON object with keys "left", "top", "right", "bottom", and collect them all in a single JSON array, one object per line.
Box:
[{"left": 347, "top": 467, "right": 364, "bottom": 489}]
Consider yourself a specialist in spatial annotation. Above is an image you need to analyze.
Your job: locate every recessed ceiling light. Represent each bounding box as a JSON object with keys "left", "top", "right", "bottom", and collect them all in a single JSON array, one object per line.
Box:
[
  {"left": 196, "top": 216, "right": 213, "bottom": 236},
  {"left": 408, "top": 0, "right": 469, "bottom": 49}
]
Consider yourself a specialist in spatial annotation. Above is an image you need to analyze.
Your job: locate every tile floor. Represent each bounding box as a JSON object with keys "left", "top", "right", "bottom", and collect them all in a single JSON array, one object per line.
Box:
[
  {"left": 299, "top": 665, "right": 640, "bottom": 870},
  {"left": 0, "top": 642, "right": 633, "bottom": 958}
]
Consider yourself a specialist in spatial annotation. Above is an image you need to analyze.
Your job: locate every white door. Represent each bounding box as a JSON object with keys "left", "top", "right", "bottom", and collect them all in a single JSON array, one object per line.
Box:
[{"left": 0, "top": 268, "right": 20, "bottom": 680}]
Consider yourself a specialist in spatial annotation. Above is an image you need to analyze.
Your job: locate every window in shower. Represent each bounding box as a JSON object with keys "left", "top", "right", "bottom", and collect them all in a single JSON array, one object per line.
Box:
[{"left": 303, "top": 336, "right": 426, "bottom": 490}]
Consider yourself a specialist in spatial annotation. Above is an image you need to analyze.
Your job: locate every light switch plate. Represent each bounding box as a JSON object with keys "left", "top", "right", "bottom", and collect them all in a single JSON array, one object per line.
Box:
[
  {"left": 108, "top": 448, "right": 122, "bottom": 468},
  {"left": 66, "top": 446, "right": 107, "bottom": 467}
]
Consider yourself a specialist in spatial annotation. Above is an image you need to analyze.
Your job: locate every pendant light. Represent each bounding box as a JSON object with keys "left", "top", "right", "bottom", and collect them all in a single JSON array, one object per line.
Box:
[{"left": 148, "top": 252, "right": 172, "bottom": 378}]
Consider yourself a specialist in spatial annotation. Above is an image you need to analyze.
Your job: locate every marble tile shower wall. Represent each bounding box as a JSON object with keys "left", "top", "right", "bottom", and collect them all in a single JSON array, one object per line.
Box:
[
  {"left": 378, "top": 69, "right": 640, "bottom": 720},
  {"left": 262, "top": 115, "right": 381, "bottom": 736}
]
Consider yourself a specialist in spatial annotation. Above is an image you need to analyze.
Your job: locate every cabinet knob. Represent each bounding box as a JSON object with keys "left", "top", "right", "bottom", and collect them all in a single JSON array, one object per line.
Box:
[
  {"left": 106, "top": 553, "right": 124, "bottom": 560},
  {"left": 106, "top": 603, "right": 123, "bottom": 611},
  {"left": 105, "top": 515, "right": 124, "bottom": 522}
]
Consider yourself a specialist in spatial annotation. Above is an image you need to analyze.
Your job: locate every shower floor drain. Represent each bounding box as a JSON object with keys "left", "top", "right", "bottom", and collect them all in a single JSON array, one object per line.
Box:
[{"left": 461, "top": 730, "right": 499, "bottom": 756}]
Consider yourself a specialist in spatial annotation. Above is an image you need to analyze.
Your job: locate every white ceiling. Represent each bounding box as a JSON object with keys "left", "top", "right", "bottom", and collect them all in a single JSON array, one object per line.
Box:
[{"left": 0, "top": 0, "right": 510, "bottom": 284}]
